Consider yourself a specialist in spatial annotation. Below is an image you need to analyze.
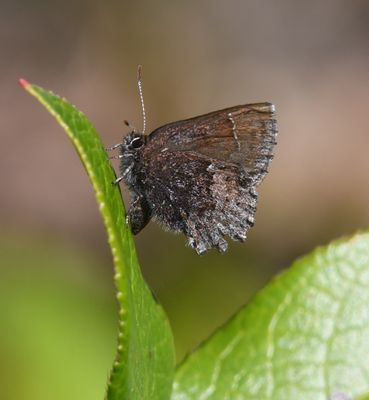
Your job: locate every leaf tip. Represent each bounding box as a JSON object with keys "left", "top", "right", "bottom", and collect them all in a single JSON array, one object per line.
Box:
[{"left": 18, "top": 78, "right": 30, "bottom": 89}]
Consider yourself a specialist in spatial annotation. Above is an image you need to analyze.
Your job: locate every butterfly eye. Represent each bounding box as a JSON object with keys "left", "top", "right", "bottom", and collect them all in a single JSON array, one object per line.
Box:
[{"left": 130, "top": 137, "right": 143, "bottom": 149}]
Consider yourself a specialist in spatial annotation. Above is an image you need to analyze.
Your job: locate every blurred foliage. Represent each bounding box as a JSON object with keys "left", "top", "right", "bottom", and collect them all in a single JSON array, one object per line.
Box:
[
  {"left": 0, "top": 234, "right": 272, "bottom": 398},
  {"left": 0, "top": 236, "right": 116, "bottom": 400}
]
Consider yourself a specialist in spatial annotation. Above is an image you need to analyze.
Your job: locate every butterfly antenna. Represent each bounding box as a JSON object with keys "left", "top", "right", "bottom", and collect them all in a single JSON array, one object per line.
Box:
[{"left": 137, "top": 65, "right": 147, "bottom": 134}]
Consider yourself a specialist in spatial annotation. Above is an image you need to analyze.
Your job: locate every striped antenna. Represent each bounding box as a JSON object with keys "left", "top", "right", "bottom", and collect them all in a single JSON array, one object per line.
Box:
[{"left": 137, "top": 65, "right": 146, "bottom": 134}]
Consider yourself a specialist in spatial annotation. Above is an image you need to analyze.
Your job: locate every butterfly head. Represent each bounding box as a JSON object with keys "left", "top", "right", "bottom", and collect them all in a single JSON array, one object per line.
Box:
[
  {"left": 118, "top": 132, "right": 147, "bottom": 186},
  {"left": 121, "top": 132, "right": 146, "bottom": 156}
]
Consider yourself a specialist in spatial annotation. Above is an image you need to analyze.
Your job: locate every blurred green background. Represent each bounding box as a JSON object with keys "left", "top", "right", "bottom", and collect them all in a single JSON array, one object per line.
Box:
[{"left": 2, "top": 1, "right": 369, "bottom": 399}]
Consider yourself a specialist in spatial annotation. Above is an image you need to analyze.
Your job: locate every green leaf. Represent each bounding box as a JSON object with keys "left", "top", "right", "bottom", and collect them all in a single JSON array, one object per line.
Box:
[
  {"left": 173, "top": 233, "right": 369, "bottom": 400},
  {"left": 21, "top": 80, "right": 175, "bottom": 400}
]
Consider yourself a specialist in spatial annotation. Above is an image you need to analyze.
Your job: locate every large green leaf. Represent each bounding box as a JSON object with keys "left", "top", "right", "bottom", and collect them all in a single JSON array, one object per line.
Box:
[
  {"left": 173, "top": 233, "right": 369, "bottom": 400},
  {"left": 21, "top": 80, "right": 175, "bottom": 400}
]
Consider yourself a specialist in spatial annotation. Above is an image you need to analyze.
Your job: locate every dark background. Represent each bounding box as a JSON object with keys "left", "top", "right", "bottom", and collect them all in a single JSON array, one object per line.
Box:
[{"left": 2, "top": 1, "right": 369, "bottom": 399}]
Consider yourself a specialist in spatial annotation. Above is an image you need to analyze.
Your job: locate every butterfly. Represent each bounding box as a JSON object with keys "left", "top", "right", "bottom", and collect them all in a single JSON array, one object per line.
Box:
[{"left": 109, "top": 67, "right": 277, "bottom": 255}]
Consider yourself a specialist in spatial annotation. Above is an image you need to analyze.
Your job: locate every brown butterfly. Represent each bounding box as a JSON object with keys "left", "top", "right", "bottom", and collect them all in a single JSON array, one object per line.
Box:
[{"left": 109, "top": 67, "right": 277, "bottom": 254}]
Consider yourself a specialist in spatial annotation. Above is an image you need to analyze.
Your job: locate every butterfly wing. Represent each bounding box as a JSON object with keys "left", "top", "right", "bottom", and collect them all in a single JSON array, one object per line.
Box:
[
  {"left": 141, "top": 103, "right": 277, "bottom": 254},
  {"left": 147, "top": 103, "right": 277, "bottom": 183}
]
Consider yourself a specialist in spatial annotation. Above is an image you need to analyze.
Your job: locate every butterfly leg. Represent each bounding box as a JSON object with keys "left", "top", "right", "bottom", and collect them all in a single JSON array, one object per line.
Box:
[
  {"left": 105, "top": 143, "right": 122, "bottom": 151},
  {"left": 127, "top": 195, "right": 152, "bottom": 235}
]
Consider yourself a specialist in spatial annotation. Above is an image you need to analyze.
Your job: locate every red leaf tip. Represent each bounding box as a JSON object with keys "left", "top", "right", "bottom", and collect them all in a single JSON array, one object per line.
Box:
[{"left": 18, "top": 78, "right": 30, "bottom": 89}]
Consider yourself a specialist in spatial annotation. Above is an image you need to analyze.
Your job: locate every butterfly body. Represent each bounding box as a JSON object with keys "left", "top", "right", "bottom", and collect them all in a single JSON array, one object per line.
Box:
[{"left": 119, "top": 102, "right": 277, "bottom": 255}]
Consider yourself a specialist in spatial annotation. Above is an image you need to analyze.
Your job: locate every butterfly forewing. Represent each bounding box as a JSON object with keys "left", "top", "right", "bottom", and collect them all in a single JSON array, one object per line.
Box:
[{"left": 145, "top": 103, "right": 276, "bottom": 184}]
